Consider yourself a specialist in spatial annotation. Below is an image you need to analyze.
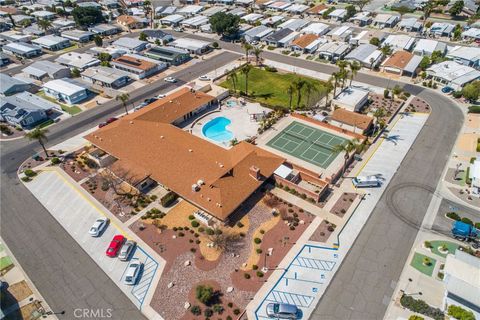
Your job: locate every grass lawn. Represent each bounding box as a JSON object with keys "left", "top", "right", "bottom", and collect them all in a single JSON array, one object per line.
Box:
[
  {"left": 429, "top": 240, "right": 459, "bottom": 258},
  {"left": 37, "top": 91, "right": 82, "bottom": 115},
  {"left": 220, "top": 67, "right": 327, "bottom": 109},
  {"left": 0, "top": 256, "right": 13, "bottom": 270},
  {"left": 410, "top": 252, "right": 436, "bottom": 276}
]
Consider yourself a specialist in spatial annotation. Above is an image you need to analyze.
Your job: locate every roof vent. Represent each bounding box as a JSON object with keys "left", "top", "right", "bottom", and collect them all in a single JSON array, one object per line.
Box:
[
  {"left": 192, "top": 184, "right": 199, "bottom": 192},
  {"left": 197, "top": 179, "right": 204, "bottom": 185}
]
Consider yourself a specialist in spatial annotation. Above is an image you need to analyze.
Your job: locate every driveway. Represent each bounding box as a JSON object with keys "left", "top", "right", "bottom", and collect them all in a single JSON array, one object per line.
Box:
[{"left": 23, "top": 169, "right": 160, "bottom": 313}]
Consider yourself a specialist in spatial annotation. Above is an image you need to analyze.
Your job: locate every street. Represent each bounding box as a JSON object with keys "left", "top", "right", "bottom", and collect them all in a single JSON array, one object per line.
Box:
[{"left": 0, "top": 34, "right": 464, "bottom": 320}]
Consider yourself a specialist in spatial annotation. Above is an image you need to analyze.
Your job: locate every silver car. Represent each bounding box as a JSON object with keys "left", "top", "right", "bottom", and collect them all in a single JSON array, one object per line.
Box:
[
  {"left": 88, "top": 217, "right": 109, "bottom": 237},
  {"left": 118, "top": 240, "right": 136, "bottom": 261},
  {"left": 266, "top": 303, "right": 299, "bottom": 319},
  {"left": 124, "top": 258, "right": 142, "bottom": 285}
]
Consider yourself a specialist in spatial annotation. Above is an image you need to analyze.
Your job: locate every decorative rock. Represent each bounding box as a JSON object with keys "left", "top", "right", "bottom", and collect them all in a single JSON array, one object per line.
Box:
[
  {"left": 299, "top": 220, "right": 305, "bottom": 225},
  {"left": 184, "top": 302, "right": 190, "bottom": 309},
  {"left": 226, "top": 287, "right": 234, "bottom": 293},
  {"left": 267, "top": 248, "right": 273, "bottom": 256},
  {"left": 167, "top": 282, "right": 174, "bottom": 288},
  {"left": 261, "top": 267, "right": 268, "bottom": 273},
  {"left": 172, "top": 235, "right": 176, "bottom": 239},
  {"left": 184, "top": 260, "right": 191, "bottom": 266},
  {"left": 242, "top": 263, "right": 247, "bottom": 268}
]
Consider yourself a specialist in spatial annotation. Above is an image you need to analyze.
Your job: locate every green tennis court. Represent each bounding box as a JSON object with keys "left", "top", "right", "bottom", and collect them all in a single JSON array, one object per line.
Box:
[{"left": 267, "top": 121, "right": 348, "bottom": 168}]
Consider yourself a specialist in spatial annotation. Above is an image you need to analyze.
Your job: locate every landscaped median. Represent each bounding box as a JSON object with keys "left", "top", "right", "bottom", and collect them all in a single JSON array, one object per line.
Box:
[{"left": 220, "top": 66, "right": 327, "bottom": 110}]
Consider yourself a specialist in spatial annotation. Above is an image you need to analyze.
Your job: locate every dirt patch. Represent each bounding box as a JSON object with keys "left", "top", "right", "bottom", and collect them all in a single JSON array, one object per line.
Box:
[
  {"left": 405, "top": 97, "right": 431, "bottom": 113},
  {"left": 0, "top": 124, "right": 24, "bottom": 140},
  {"left": 368, "top": 94, "right": 404, "bottom": 122},
  {"left": 60, "top": 148, "right": 94, "bottom": 182},
  {"left": 309, "top": 220, "right": 336, "bottom": 243},
  {"left": 330, "top": 192, "right": 358, "bottom": 218}
]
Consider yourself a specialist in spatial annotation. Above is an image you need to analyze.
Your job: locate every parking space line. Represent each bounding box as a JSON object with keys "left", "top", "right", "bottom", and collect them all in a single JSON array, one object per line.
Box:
[{"left": 283, "top": 277, "right": 324, "bottom": 285}]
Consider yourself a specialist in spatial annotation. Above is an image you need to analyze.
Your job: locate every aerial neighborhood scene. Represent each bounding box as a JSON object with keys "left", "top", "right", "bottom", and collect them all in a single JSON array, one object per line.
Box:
[{"left": 0, "top": 0, "right": 480, "bottom": 318}]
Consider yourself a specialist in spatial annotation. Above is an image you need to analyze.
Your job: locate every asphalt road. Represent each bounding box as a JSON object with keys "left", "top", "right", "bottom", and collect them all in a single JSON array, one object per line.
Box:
[
  {"left": 1, "top": 32, "right": 465, "bottom": 320},
  {"left": 0, "top": 51, "right": 239, "bottom": 320},
  {"left": 433, "top": 198, "right": 480, "bottom": 235}
]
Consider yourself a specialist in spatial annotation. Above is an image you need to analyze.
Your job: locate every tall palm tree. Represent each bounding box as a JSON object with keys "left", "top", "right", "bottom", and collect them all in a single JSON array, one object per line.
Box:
[
  {"left": 332, "top": 138, "right": 363, "bottom": 177},
  {"left": 116, "top": 93, "right": 130, "bottom": 115},
  {"left": 293, "top": 78, "right": 306, "bottom": 109},
  {"left": 37, "top": 19, "right": 52, "bottom": 33},
  {"left": 336, "top": 59, "right": 348, "bottom": 71},
  {"left": 227, "top": 71, "right": 238, "bottom": 93},
  {"left": 348, "top": 61, "right": 361, "bottom": 86},
  {"left": 422, "top": 1, "right": 434, "bottom": 30},
  {"left": 143, "top": 0, "right": 153, "bottom": 28},
  {"left": 242, "top": 42, "right": 253, "bottom": 61},
  {"left": 253, "top": 47, "right": 262, "bottom": 66},
  {"left": 25, "top": 127, "right": 49, "bottom": 158},
  {"left": 324, "top": 80, "right": 334, "bottom": 109},
  {"left": 304, "top": 82, "right": 318, "bottom": 108},
  {"left": 241, "top": 64, "right": 252, "bottom": 96},
  {"left": 339, "top": 68, "right": 349, "bottom": 90},
  {"left": 287, "top": 85, "right": 294, "bottom": 110},
  {"left": 373, "top": 107, "right": 386, "bottom": 136}
]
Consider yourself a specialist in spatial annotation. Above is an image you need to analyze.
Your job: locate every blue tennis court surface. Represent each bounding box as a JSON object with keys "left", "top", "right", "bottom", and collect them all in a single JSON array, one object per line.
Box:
[{"left": 255, "top": 245, "right": 340, "bottom": 319}]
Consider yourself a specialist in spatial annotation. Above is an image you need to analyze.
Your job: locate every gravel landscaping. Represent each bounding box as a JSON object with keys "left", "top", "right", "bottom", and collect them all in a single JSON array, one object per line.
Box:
[{"left": 330, "top": 192, "right": 358, "bottom": 218}]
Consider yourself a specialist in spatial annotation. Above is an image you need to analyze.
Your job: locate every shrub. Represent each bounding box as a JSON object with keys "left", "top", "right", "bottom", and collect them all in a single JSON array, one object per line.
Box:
[
  {"left": 188, "top": 215, "right": 195, "bottom": 220},
  {"left": 468, "top": 105, "right": 480, "bottom": 113},
  {"left": 51, "top": 157, "right": 61, "bottom": 165},
  {"left": 446, "top": 212, "right": 461, "bottom": 221},
  {"left": 264, "top": 65, "right": 277, "bottom": 72},
  {"left": 475, "top": 222, "right": 480, "bottom": 229},
  {"left": 178, "top": 232, "right": 185, "bottom": 237},
  {"left": 448, "top": 305, "right": 475, "bottom": 320},
  {"left": 205, "top": 228, "right": 214, "bottom": 235},
  {"left": 408, "top": 316, "right": 424, "bottom": 320},
  {"left": 244, "top": 273, "right": 251, "bottom": 279},
  {"left": 256, "top": 248, "right": 262, "bottom": 254},
  {"left": 252, "top": 264, "right": 258, "bottom": 270},
  {"left": 453, "top": 91, "right": 463, "bottom": 98},
  {"left": 191, "top": 220, "right": 200, "bottom": 228},
  {"left": 259, "top": 229, "right": 265, "bottom": 234},
  {"left": 424, "top": 241, "right": 432, "bottom": 248},
  {"left": 24, "top": 169, "right": 36, "bottom": 177},
  {"left": 254, "top": 237, "right": 261, "bottom": 244},
  {"left": 461, "top": 217, "right": 473, "bottom": 225},
  {"left": 212, "top": 304, "right": 224, "bottom": 314},
  {"left": 256, "top": 271, "right": 264, "bottom": 277},
  {"left": 190, "top": 305, "right": 201, "bottom": 315},
  {"left": 212, "top": 41, "right": 219, "bottom": 48},
  {"left": 195, "top": 285, "right": 214, "bottom": 305},
  {"left": 191, "top": 247, "right": 196, "bottom": 253},
  {"left": 21, "top": 176, "right": 31, "bottom": 182},
  {"left": 236, "top": 221, "right": 244, "bottom": 228},
  {"left": 204, "top": 308, "right": 213, "bottom": 317},
  {"left": 227, "top": 302, "right": 233, "bottom": 308},
  {"left": 160, "top": 191, "right": 178, "bottom": 207},
  {"left": 400, "top": 295, "right": 444, "bottom": 320},
  {"left": 198, "top": 227, "right": 205, "bottom": 233},
  {"left": 227, "top": 316, "right": 233, "bottom": 320},
  {"left": 233, "top": 309, "right": 241, "bottom": 315}
]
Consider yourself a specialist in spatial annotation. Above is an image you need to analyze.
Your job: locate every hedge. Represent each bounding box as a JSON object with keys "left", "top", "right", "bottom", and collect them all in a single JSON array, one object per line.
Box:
[
  {"left": 448, "top": 305, "right": 475, "bottom": 320},
  {"left": 400, "top": 295, "right": 444, "bottom": 320},
  {"left": 446, "top": 212, "right": 461, "bottom": 221},
  {"left": 468, "top": 105, "right": 480, "bottom": 114},
  {"left": 160, "top": 191, "right": 178, "bottom": 207}
]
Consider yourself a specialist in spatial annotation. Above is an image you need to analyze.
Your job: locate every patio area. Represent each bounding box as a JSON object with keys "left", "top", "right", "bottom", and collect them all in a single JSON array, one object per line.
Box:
[{"left": 190, "top": 98, "right": 271, "bottom": 148}]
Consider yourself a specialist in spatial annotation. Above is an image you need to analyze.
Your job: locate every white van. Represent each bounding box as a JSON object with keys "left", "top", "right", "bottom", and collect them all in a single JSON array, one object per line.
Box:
[{"left": 352, "top": 176, "right": 381, "bottom": 188}]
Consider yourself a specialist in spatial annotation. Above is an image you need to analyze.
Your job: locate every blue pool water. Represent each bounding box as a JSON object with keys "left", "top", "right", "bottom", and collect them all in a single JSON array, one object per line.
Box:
[
  {"left": 202, "top": 117, "right": 233, "bottom": 142},
  {"left": 226, "top": 100, "right": 238, "bottom": 107}
]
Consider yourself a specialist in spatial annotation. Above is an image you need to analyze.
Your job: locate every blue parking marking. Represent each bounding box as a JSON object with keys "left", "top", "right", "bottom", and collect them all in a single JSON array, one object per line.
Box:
[
  {"left": 292, "top": 256, "right": 336, "bottom": 271},
  {"left": 130, "top": 246, "right": 159, "bottom": 308},
  {"left": 267, "top": 290, "right": 314, "bottom": 308}
]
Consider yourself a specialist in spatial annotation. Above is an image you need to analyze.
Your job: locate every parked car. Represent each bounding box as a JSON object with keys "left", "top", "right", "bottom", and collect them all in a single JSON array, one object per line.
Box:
[
  {"left": 352, "top": 176, "right": 381, "bottom": 188},
  {"left": 89, "top": 217, "right": 109, "bottom": 237},
  {"left": 164, "top": 76, "right": 177, "bottom": 83},
  {"left": 441, "top": 86, "right": 453, "bottom": 94},
  {"left": 124, "top": 258, "right": 143, "bottom": 285},
  {"left": 156, "top": 94, "right": 166, "bottom": 99},
  {"left": 106, "top": 117, "right": 118, "bottom": 124},
  {"left": 118, "top": 240, "right": 137, "bottom": 261},
  {"left": 173, "top": 27, "right": 183, "bottom": 32},
  {"left": 266, "top": 303, "right": 299, "bottom": 319},
  {"left": 199, "top": 75, "right": 211, "bottom": 81},
  {"left": 143, "top": 97, "right": 158, "bottom": 104},
  {"left": 106, "top": 235, "right": 125, "bottom": 257}
]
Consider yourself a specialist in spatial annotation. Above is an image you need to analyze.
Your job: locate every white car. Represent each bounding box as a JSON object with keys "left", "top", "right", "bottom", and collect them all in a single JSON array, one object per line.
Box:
[
  {"left": 156, "top": 94, "right": 166, "bottom": 99},
  {"left": 173, "top": 27, "right": 183, "bottom": 32},
  {"left": 199, "top": 75, "right": 211, "bottom": 81},
  {"left": 118, "top": 240, "right": 136, "bottom": 261},
  {"left": 124, "top": 258, "right": 143, "bottom": 285},
  {"left": 164, "top": 77, "right": 177, "bottom": 83},
  {"left": 88, "top": 217, "right": 109, "bottom": 237}
]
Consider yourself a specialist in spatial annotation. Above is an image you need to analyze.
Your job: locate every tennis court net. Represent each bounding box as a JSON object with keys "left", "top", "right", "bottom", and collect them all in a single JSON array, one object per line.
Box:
[{"left": 284, "top": 130, "right": 335, "bottom": 151}]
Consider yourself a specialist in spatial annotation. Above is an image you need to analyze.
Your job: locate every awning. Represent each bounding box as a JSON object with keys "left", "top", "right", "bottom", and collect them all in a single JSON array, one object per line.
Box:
[{"left": 274, "top": 164, "right": 293, "bottom": 179}]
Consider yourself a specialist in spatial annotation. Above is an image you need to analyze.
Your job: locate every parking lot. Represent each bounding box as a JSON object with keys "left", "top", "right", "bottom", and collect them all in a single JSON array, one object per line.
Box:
[{"left": 24, "top": 169, "right": 159, "bottom": 310}]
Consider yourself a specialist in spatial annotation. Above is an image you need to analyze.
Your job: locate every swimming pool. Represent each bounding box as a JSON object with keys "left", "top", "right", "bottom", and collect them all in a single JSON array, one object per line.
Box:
[
  {"left": 202, "top": 117, "right": 233, "bottom": 142},
  {"left": 226, "top": 100, "right": 238, "bottom": 108}
]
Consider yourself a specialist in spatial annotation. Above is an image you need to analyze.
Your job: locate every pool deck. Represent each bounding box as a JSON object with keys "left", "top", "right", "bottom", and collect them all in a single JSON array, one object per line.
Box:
[
  {"left": 256, "top": 116, "right": 351, "bottom": 179},
  {"left": 190, "top": 98, "right": 270, "bottom": 148}
]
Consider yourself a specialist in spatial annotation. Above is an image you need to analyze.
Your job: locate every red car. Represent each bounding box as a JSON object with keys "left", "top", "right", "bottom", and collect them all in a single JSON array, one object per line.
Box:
[{"left": 106, "top": 235, "right": 125, "bottom": 257}]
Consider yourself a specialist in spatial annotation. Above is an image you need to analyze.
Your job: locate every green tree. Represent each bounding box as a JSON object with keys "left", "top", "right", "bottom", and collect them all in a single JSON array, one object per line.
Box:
[
  {"left": 419, "top": 56, "right": 431, "bottom": 70},
  {"left": 348, "top": 61, "right": 361, "bottom": 86},
  {"left": 116, "top": 93, "right": 130, "bottom": 115},
  {"left": 449, "top": 0, "right": 464, "bottom": 16},
  {"left": 462, "top": 81, "right": 480, "bottom": 101},
  {"left": 324, "top": 80, "right": 334, "bottom": 109},
  {"left": 394, "top": 5, "right": 413, "bottom": 19},
  {"left": 241, "top": 64, "right": 252, "bottom": 96},
  {"left": 195, "top": 285, "right": 214, "bottom": 305},
  {"left": 209, "top": 12, "right": 240, "bottom": 38},
  {"left": 71, "top": 67, "right": 80, "bottom": 78},
  {"left": 304, "top": 81, "right": 319, "bottom": 108},
  {"left": 100, "top": 60, "right": 110, "bottom": 67},
  {"left": 453, "top": 24, "right": 462, "bottom": 40},
  {"left": 226, "top": 71, "right": 238, "bottom": 93},
  {"left": 139, "top": 32, "right": 147, "bottom": 41},
  {"left": 242, "top": 42, "right": 253, "bottom": 61},
  {"left": 293, "top": 78, "right": 306, "bottom": 109},
  {"left": 98, "top": 52, "right": 111, "bottom": 62},
  {"left": 25, "top": 127, "right": 49, "bottom": 158},
  {"left": 37, "top": 19, "right": 52, "bottom": 33},
  {"left": 72, "top": 7, "right": 104, "bottom": 27},
  {"left": 94, "top": 35, "right": 103, "bottom": 47},
  {"left": 448, "top": 305, "right": 475, "bottom": 320},
  {"left": 252, "top": 47, "right": 262, "bottom": 65},
  {"left": 356, "top": 0, "right": 371, "bottom": 11},
  {"left": 143, "top": 0, "right": 153, "bottom": 27},
  {"left": 332, "top": 139, "right": 365, "bottom": 177},
  {"left": 381, "top": 44, "right": 393, "bottom": 56},
  {"left": 422, "top": 1, "right": 434, "bottom": 29},
  {"left": 431, "top": 50, "right": 445, "bottom": 64},
  {"left": 287, "top": 85, "right": 294, "bottom": 110},
  {"left": 369, "top": 37, "right": 381, "bottom": 47},
  {"left": 373, "top": 107, "right": 386, "bottom": 135},
  {"left": 345, "top": 5, "right": 356, "bottom": 20}
]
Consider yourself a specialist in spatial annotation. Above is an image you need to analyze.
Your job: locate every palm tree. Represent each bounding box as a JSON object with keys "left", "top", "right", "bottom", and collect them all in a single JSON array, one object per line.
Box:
[
  {"left": 227, "top": 71, "right": 238, "bottom": 93},
  {"left": 338, "top": 68, "right": 349, "bottom": 90},
  {"left": 422, "top": 1, "right": 434, "bottom": 31},
  {"left": 25, "top": 127, "right": 49, "bottom": 158},
  {"left": 253, "top": 47, "right": 262, "bottom": 66},
  {"left": 242, "top": 42, "right": 253, "bottom": 61},
  {"left": 143, "top": 0, "right": 153, "bottom": 28},
  {"left": 332, "top": 138, "right": 363, "bottom": 177},
  {"left": 324, "top": 80, "right": 334, "bottom": 109},
  {"left": 37, "top": 19, "right": 52, "bottom": 33},
  {"left": 381, "top": 44, "right": 392, "bottom": 57},
  {"left": 116, "top": 93, "right": 130, "bottom": 115},
  {"left": 304, "top": 82, "right": 318, "bottom": 108},
  {"left": 7, "top": 14, "right": 16, "bottom": 27},
  {"left": 373, "top": 108, "right": 386, "bottom": 136},
  {"left": 336, "top": 59, "right": 348, "bottom": 71},
  {"left": 287, "top": 85, "right": 294, "bottom": 110},
  {"left": 348, "top": 61, "right": 361, "bottom": 86},
  {"left": 293, "top": 78, "right": 306, "bottom": 109},
  {"left": 241, "top": 64, "right": 252, "bottom": 96}
]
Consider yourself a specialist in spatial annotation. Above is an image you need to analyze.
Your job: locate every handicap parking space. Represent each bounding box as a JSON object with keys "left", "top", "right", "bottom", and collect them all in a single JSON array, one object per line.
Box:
[
  {"left": 25, "top": 170, "right": 158, "bottom": 310},
  {"left": 255, "top": 245, "right": 339, "bottom": 319}
]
